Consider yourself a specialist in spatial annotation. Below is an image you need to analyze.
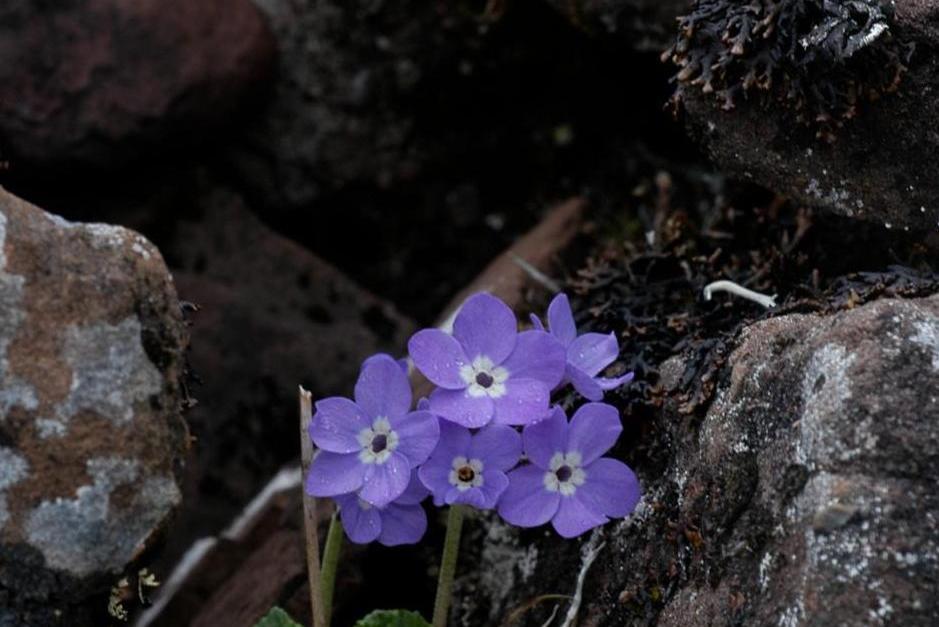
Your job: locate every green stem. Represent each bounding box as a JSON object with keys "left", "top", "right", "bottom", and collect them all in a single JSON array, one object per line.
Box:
[
  {"left": 320, "top": 512, "right": 343, "bottom": 626},
  {"left": 432, "top": 505, "right": 466, "bottom": 627}
]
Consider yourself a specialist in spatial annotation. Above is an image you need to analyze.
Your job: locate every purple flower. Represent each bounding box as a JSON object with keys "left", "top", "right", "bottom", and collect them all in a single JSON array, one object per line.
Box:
[
  {"left": 306, "top": 354, "right": 440, "bottom": 507},
  {"left": 408, "top": 292, "right": 566, "bottom": 428},
  {"left": 334, "top": 471, "right": 429, "bottom": 546},
  {"left": 419, "top": 421, "right": 521, "bottom": 509},
  {"left": 497, "top": 403, "right": 641, "bottom": 538},
  {"left": 531, "top": 293, "right": 634, "bottom": 401}
]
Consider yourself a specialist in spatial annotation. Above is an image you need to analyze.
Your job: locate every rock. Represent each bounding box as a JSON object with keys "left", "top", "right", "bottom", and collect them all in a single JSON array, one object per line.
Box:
[
  {"left": 543, "top": 0, "right": 692, "bottom": 51},
  {"left": 0, "top": 188, "right": 188, "bottom": 623},
  {"left": 677, "top": 0, "right": 939, "bottom": 231},
  {"left": 0, "top": 0, "right": 275, "bottom": 172},
  {"left": 153, "top": 188, "right": 416, "bottom": 567},
  {"left": 228, "top": 0, "right": 478, "bottom": 212},
  {"left": 459, "top": 294, "right": 939, "bottom": 626}
]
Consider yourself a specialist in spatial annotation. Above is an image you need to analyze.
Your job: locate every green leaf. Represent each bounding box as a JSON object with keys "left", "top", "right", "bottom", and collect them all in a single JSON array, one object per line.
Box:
[
  {"left": 254, "top": 606, "right": 302, "bottom": 627},
  {"left": 354, "top": 609, "right": 432, "bottom": 627}
]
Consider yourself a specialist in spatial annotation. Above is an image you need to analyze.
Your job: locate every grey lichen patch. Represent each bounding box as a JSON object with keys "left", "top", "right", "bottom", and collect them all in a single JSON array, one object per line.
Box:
[
  {"left": 910, "top": 319, "right": 939, "bottom": 371},
  {"left": 0, "top": 447, "right": 30, "bottom": 530},
  {"left": 55, "top": 318, "right": 162, "bottom": 430},
  {"left": 25, "top": 456, "right": 180, "bottom": 578},
  {"left": 44, "top": 211, "right": 156, "bottom": 261},
  {"left": 82, "top": 223, "right": 132, "bottom": 252},
  {"left": 0, "top": 210, "right": 38, "bottom": 418},
  {"left": 798, "top": 343, "right": 857, "bottom": 467},
  {"left": 34, "top": 418, "right": 67, "bottom": 439}
]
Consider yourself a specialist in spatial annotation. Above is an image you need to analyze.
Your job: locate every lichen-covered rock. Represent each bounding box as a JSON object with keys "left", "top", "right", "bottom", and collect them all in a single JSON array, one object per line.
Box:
[
  {"left": 0, "top": 187, "right": 188, "bottom": 624},
  {"left": 459, "top": 294, "right": 939, "bottom": 626},
  {"left": 672, "top": 0, "right": 939, "bottom": 231},
  {"left": 0, "top": 0, "right": 275, "bottom": 172},
  {"left": 543, "top": 0, "right": 692, "bottom": 51}
]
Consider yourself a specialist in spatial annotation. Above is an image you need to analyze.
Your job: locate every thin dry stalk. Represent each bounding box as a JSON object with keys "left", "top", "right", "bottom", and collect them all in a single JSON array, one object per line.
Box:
[{"left": 300, "top": 386, "right": 327, "bottom": 627}]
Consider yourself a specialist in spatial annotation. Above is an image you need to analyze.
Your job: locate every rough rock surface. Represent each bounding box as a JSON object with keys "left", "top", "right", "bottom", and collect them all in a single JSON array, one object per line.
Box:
[
  {"left": 229, "top": 0, "right": 477, "bottom": 212},
  {"left": 680, "top": 0, "right": 939, "bottom": 231},
  {"left": 543, "top": 0, "right": 692, "bottom": 51},
  {"left": 0, "top": 188, "right": 189, "bottom": 623},
  {"left": 154, "top": 188, "right": 416, "bottom": 566},
  {"left": 459, "top": 294, "right": 939, "bottom": 626},
  {"left": 0, "top": 0, "right": 275, "bottom": 172}
]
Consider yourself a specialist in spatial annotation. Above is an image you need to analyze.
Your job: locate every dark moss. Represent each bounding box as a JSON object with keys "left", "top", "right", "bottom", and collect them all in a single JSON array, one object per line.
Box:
[{"left": 664, "top": 0, "right": 914, "bottom": 139}]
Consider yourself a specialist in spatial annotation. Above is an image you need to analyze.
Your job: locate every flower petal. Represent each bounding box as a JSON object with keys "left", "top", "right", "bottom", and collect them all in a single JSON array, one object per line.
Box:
[
  {"left": 578, "top": 458, "right": 641, "bottom": 519},
  {"left": 551, "top": 494, "right": 608, "bottom": 538},
  {"left": 491, "top": 378, "right": 551, "bottom": 426},
  {"left": 418, "top": 454, "right": 454, "bottom": 507},
  {"left": 359, "top": 452, "right": 410, "bottom": 507},
  {"left": 395, "top": 470, "right": 431, "bottom": 506},
  {"left": 468, "top": 424, "right": 522, "bottom": 471},
  {"left": 336, "top": 493, "right": 382, "bottom": 544},
  {"left": 354, "top": 354, "right": 412, "bottom": 420},
  {"left": 388, "top": 410, "right": 440, "bottom": 466},
  {"left": 529, "top": 313, "right": 545, "bottom": 331},
  {"left": 567, "top": 364, "right": 604, "bottom": 401},
  {"left": 429, "top": 420, "right": 472, "bottom": 460},
  {"left": 305, "top": 452, "right": 366, "bottom": 497},
  {"left": 429, "top": 387, "right": 494, "bottom": 428},
  {"left": 498, "top": 465, "right": 560, "bottom": 527},
  {"left": 522, "top": 406, "right": 568, "bottom": 469},
  {"left": 452, "top": 293, "right": 518, "bottom": 364},
  {"left": 446, "top": 486, "right": 487, "bottom": 509},
  {"left": 500, "top": 330, "right": 567, "bottom": 389},
  {"left": 567, "top": 402, "right": 622, "bottom": 464},
  {"left": 567, "top": 332, "right": 619, "bottom": 377},
  {"left": 408, "top": 329, "right": 469, "bottom": 389},
  {"left": 596, "top": 371, "right": 635, "bottom": 391},
  {"left": 378, "top": 503, "right": 427, "bottom": 546},
  {"left": 476, "top": 470, "right": 509, "bottom": 509},
  {"left": 309, "top": 397, "right": 370, "bottom": 453},
  {"left": 547, "top": 293, "right": 577, "bottom": 346},
  {"left": 362, "top": 352, "right": 408, "bottom": 374}
]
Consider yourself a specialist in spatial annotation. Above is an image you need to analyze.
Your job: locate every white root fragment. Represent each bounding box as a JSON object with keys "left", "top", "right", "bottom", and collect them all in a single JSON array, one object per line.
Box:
[
  {"left": 540, "top": 604, "right": 561, "bottom": 627},
  {"left": 560, "top": 531, "right": 606, "bottom": 627},
  {"left": 704, "top": 279, "right": 777, "bottom": 308}
]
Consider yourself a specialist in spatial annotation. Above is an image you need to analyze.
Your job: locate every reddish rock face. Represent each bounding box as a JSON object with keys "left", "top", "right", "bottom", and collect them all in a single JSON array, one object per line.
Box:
[
  {"left": 0, "top": 187, "right": 189, "bottom": 623},
  {"left": 153, "top": 188, "right": 417, "bottom": 568},
  {"left": 461, "top": 294, "right": 939, "bottom": 626},
  {"left": 0, "top": 0, "right": 275, "bottom": 171}
]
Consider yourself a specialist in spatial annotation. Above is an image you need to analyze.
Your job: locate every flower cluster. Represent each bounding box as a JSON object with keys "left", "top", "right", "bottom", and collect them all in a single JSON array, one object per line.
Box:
[{"left": 306, "top": 292, "right": 640, "bottom": 544}]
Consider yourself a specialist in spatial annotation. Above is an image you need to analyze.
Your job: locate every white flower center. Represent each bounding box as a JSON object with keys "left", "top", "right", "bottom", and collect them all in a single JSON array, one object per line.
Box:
[
  {"left": 448, "top": 456, "right": 485, "bottom": 491},
  {"left": 357, "top": 417, "right": 399, "bottom": 464},
  {"left": 543, "top": 451, "right": 586, "bottom": 496},
  {"left": 459, "top": 355, "right": 509, "bottom": 399}
]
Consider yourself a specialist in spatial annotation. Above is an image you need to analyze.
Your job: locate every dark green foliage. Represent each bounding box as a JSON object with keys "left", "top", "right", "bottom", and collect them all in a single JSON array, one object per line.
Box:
[
  {"left": 354, "top": 609, "right": 431, "bottom": 627},
  {"left": 664, "top": 0, "right": 914, "bottom": 138},
  {"left": 253, "top": 607, "right": 302, "bottom": 627}
]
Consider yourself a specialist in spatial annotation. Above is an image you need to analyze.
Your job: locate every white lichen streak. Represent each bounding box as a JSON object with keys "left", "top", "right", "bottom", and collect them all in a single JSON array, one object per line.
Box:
[{"left": 909, "top": 317, "right": 939, "bottom": 371}]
